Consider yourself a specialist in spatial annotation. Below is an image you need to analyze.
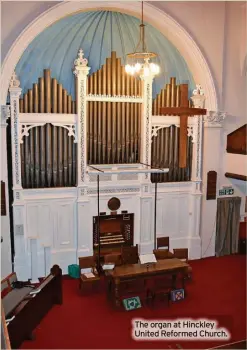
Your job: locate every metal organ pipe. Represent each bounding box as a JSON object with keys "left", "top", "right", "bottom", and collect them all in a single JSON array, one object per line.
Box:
[
  {"left": 86, "top": 52, "right": 141, "bottom": 165},
  {"left": 151, "top": 77, "right": 193, "bottom": 183},
  {"left": 20, "top": 69, "right": 76, "bottom": 189}
]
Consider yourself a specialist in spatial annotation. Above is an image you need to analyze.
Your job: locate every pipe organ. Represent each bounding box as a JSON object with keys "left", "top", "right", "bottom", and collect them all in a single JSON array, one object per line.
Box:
[
  {"left": 18, "top": 59, "right": 194, "bottom": 188},
  {"left": 8, "top": 49, "right": 206, "bottom": 280}
]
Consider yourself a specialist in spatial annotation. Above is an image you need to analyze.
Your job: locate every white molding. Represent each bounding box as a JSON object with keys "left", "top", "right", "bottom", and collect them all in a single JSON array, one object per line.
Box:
[
  {"left": 86, "top": 94, "right": 143, "bottom": 103},
  {"left": 1, "top": 1, "right": 218, "bottom": 111},
  {"left": 87, "top": 168, "right": 169, "bottom": 175},
  {"left": 22, "top": 187, "right": 77, "bottom": 201},
  {"left": 152, "top": 115, "right": 195, "bottom": 127},
  {"left": 19, "top": 113, "right": 77, "bottom": 124}
]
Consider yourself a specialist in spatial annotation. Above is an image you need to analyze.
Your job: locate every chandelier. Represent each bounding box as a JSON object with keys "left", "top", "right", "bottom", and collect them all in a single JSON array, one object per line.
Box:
[{"left": 125, "top": 1, "right": 160, "bottom": 77}]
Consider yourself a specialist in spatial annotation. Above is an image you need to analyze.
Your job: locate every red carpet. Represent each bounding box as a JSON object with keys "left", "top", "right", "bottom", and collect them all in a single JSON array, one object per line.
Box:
[{"left": 21, "top": 255, "right": 246, "bottom": 349}]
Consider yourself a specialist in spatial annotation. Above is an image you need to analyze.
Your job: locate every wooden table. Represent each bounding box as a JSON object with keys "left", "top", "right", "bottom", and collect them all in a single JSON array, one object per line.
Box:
[{"left": 108, "top": 258, "right": 189, "bottom": 307}]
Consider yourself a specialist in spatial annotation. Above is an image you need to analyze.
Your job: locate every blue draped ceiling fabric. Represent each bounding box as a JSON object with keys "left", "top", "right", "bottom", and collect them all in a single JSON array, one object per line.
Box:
[{"left": 15, "top": 10, "right": 195, "bottom": 99}]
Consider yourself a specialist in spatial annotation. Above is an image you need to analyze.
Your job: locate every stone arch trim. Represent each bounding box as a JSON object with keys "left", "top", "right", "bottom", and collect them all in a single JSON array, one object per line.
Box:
[{"left": 1, "top": 1, "right": 218, "bottom": 110}]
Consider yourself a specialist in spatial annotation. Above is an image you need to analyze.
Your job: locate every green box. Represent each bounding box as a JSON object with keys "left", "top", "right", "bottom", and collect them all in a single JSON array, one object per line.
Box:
[
  {"left": 123, "top": 296, "right": 141, "bottom": 311},
  {"left": 68, "top": 264, "right": 80, "bottom": 279}
]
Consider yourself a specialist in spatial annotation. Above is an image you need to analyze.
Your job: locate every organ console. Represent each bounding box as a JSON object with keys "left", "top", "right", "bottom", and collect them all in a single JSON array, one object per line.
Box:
[{"left": 93, "top": 213, "right": 134, "bottom": 254}]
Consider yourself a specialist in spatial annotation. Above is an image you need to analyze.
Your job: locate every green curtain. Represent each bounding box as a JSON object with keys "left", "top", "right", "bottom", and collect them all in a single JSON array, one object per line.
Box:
[{"left": 215, "top": 196, "right": 241, "bottom": 257}]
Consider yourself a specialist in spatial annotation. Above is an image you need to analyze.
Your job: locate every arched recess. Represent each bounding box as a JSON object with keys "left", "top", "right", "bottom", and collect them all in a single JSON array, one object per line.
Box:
[{"left": 1, "top": 1, "right": 218, "bottom": 110}]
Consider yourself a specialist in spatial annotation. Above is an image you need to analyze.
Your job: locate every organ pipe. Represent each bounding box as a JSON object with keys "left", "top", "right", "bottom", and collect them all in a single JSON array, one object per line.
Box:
[
  {"left": 19, "top": 57, "right": 193, "bottom": 188},
  {"left": 20, "top": 69, "right": 77, "bottom": 189},
  {"left": 151, "top": 77, "right": 193, "bottom": 183}
]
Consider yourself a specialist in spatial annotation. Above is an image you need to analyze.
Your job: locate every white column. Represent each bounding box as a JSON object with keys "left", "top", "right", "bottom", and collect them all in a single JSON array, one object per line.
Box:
[
  {"left": 8, "top": 73, "right": 30, "bottom": 280},
  {"left": 138, "top": 74, "right": 155, "bottom": 253},
  {"left": 1, "top": 105, "right": 12, "bottom": 277},
  {"left": 191, "top": 85, "right": 206, "bottom": 184},
  {"left": 140, "top": 74, "right": 154, "bottom": 181},
  {"left": 200, "top": 111, "right": 226, "bottom": 258},
  {"left": 188, "top": 85, "right": 206, "bottom": 259},
  {"left": 73, "top": 49, "right": 90, "bottom": 187},
  {"left": 9, "top": 72, "right": 22, "bottom": 190}
]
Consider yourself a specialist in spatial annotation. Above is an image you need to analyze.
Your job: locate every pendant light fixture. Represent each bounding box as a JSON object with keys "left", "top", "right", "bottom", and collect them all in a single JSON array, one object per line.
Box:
[{"left": 125, "top": 1, "right": 160, "bottom": 77}]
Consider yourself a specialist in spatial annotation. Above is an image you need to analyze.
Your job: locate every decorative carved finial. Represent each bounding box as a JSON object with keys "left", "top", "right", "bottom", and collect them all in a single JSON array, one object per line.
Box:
[
  {"left": 74, "top": 49, "right": 88, "bottom": 68},
  {"left": 9, "top": 71, "right": 20, "bottom": 88},
  {"left": 193, "top": 84, "right": 204, "bottom": 96},
  {"left": 191, "top": 84, "right": 205, "bottom": 108}
]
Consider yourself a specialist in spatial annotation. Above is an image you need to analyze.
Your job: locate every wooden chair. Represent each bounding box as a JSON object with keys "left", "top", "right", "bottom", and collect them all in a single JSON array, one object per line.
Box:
[
  {"left": 157, "top": 237, "right": 170, "bottom": 250},
  {"left": 153, "top": 249, "right": 174, "bottom": 260},
  {"left": 173, "top": 248, "right": 188, "bottom": 261},
  {"left": 173, "top": 248, "right": 192, "bottom": 279},
  {"left": 146, "top": 275, "right": 172, "bottom": 307},
  {"left": 120, "top": 245, "right": 143, "bottom": 294},
  {"left": 78, "top": 256, "right": 100, "bottom": 292},
  {"left": 121, "top": 245, "right": 139, "bottom": 265},
  {"left": 103, "top": 253, "right": 122, "bottom": 294},
  {"left": 104, "top": 253, "right": 122, "bottom": 266},
  {"left": 103, "top": 253, "right": 122, "bottom": 277}
]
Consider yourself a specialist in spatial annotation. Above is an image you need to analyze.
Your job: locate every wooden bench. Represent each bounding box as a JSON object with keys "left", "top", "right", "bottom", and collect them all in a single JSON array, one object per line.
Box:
[{"left": 2, "top": 265, "right": 62, "bottom": 349}]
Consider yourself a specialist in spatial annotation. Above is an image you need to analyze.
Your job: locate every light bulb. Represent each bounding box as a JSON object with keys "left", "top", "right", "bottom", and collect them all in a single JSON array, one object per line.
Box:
[
  {"left": 125, "top": 65, "right": 131, "bottom": 73},
  {"left": 155, "top": 65, "right": 160, "bottom": 74},
  {"left": 130, "top": 66, "right": 135, "bottom": 75},
  {"left": 135, "top": 63, "right": 141, "bottom": 72},
  {"left": 144, "top": 66, "right": 150, "bottom": 77},
  {"left": 150, "top": 63, "right": 156, "bottom": 73}
]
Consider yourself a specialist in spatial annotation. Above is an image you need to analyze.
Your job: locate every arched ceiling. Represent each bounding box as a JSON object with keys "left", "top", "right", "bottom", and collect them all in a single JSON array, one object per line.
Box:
[{"left": 15, "top": 10, "right": 195, "bottom": 99}]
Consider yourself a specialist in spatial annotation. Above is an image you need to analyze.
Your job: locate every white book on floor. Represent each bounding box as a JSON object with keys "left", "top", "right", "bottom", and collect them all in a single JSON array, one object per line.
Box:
[
  {"left": 102, "top": 264, "right": 115, "bottom": 270},
  {"left": 83, "top": 272, "right": 95, "bottom": 278},
  {"left": 139, "top": 254, "right": 157, "bottom": 265}
]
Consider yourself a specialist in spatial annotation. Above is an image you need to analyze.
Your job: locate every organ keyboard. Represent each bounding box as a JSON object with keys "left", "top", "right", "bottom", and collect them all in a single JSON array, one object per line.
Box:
[{"left": 93, "top": 213, "right": 134, "bottom": 250}]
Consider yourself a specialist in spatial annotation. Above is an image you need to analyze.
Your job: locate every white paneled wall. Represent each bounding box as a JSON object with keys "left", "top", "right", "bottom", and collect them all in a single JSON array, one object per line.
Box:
[{"left": 12, "top": 181, "right": 202, "bottom": 280}]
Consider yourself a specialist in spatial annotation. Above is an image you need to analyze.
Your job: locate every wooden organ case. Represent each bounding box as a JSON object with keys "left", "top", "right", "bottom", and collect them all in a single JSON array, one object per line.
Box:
[{"left": 93, "top": 213, "right": 134, "bottom": 252}]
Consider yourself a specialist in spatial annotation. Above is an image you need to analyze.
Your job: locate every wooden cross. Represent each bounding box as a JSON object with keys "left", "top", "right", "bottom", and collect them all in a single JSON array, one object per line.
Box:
[{"left": 160, "top": 84, "right": 207, "bottom": 168}]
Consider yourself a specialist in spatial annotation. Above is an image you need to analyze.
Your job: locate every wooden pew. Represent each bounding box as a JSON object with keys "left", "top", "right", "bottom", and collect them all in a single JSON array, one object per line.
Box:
[{"left": 5, "top": 265, "right": 62, "bottom": 349}]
